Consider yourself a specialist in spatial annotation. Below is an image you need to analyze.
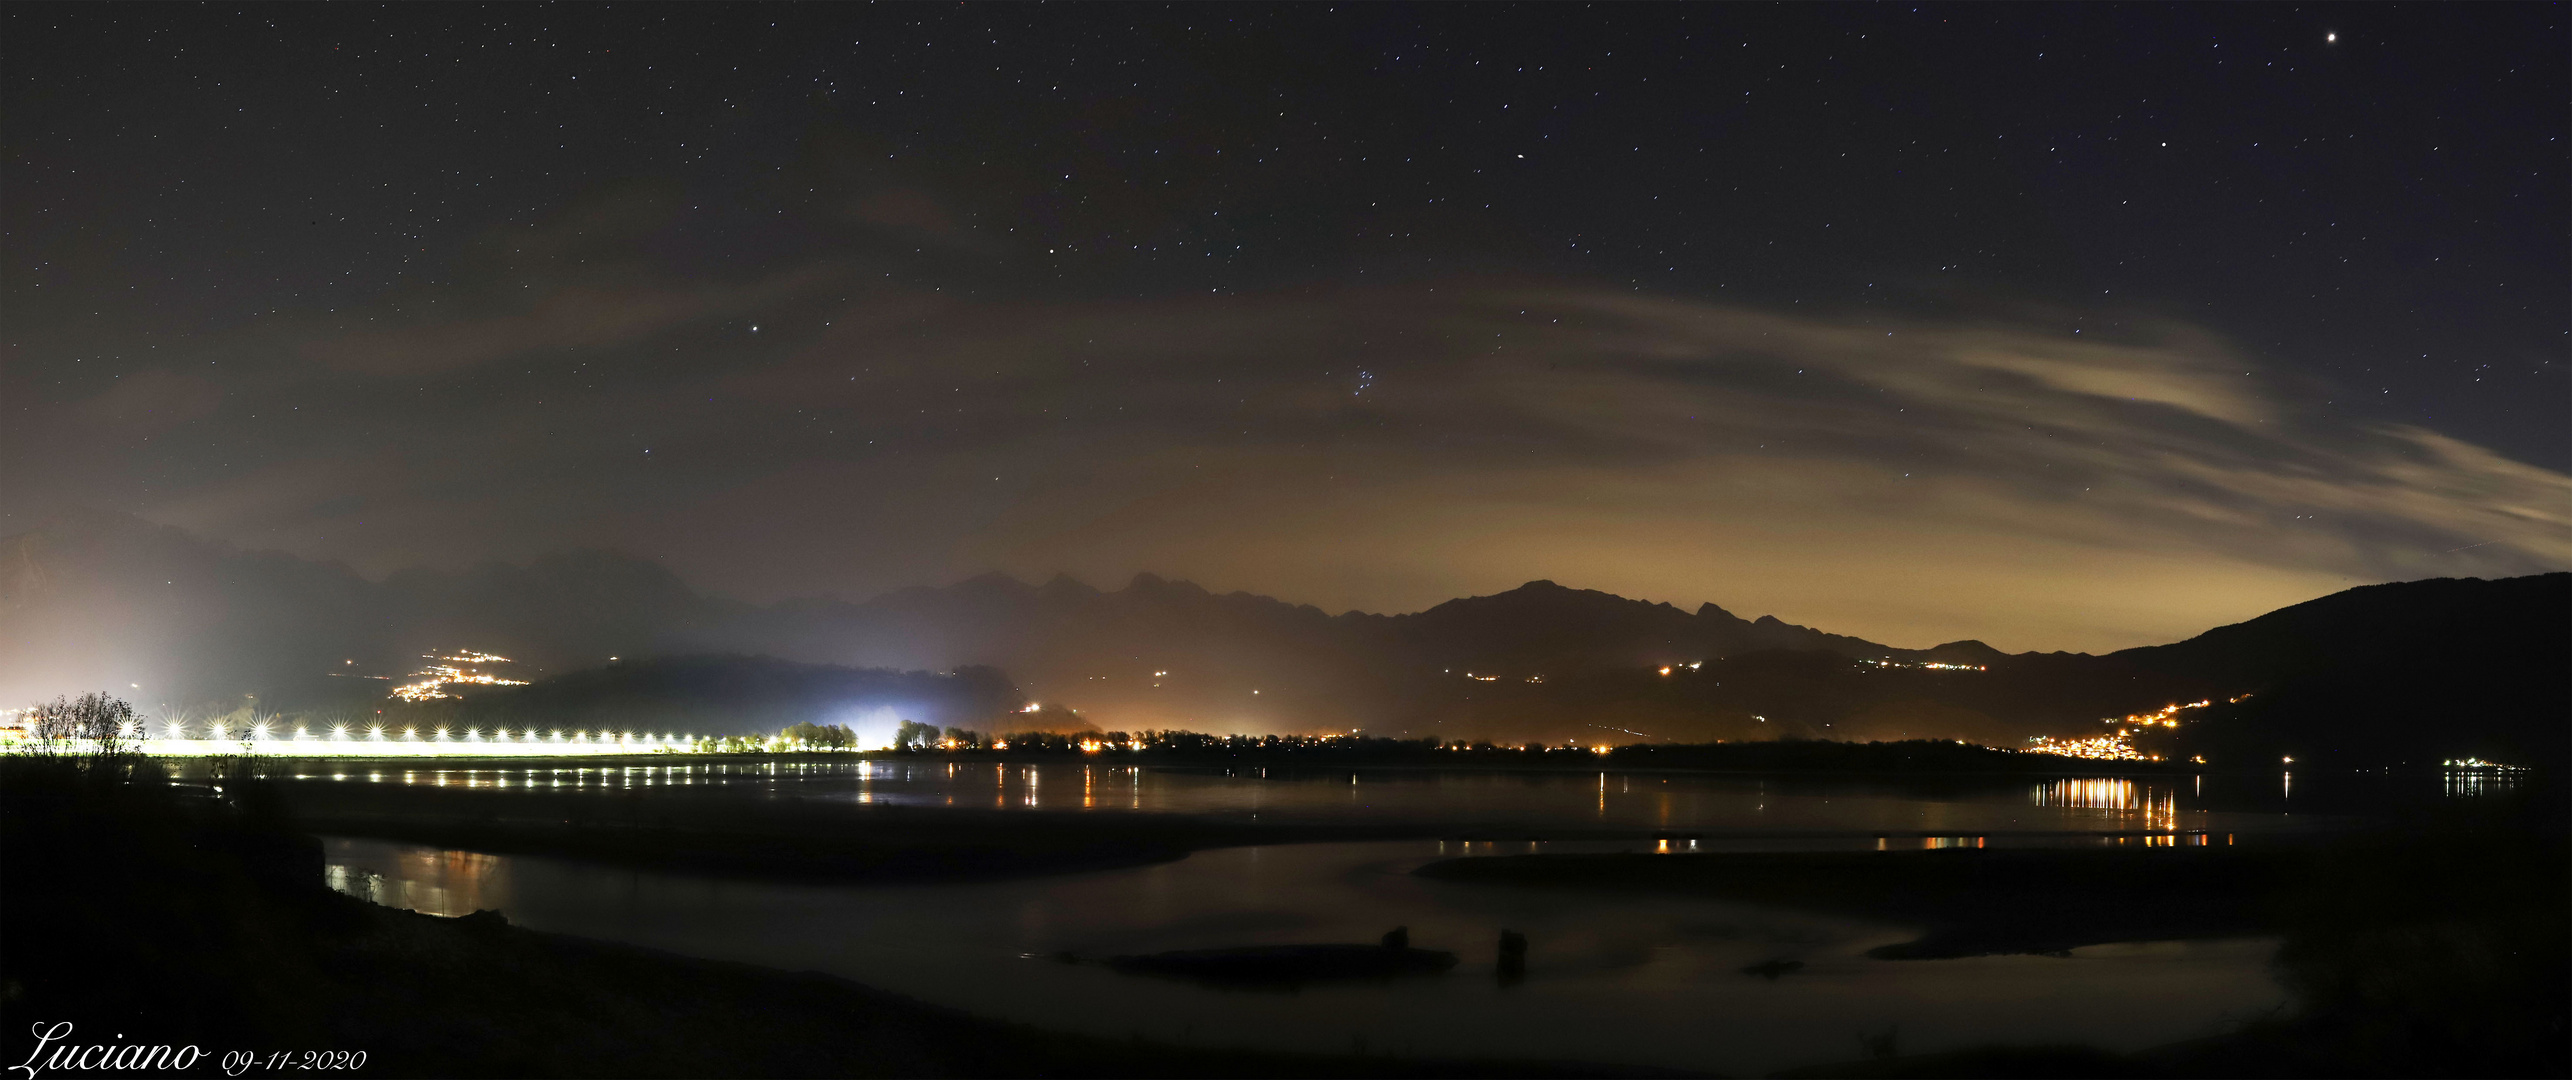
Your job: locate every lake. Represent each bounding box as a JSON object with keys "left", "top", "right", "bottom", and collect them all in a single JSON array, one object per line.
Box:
[
  {"left": 269, "top": 757, "right": 2361, "bottom": 836},
  {"left": 309, "top": 762, "right": 2343, "bottom": 1073}
]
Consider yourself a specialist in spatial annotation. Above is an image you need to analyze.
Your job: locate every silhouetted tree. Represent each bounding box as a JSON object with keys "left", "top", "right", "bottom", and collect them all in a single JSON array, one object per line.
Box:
[
  {"left": 781, "top": 721, "right": 855, "bottom": 749},
  {"left": 17, "top": 693, "right": 143, "bottom": 775}
]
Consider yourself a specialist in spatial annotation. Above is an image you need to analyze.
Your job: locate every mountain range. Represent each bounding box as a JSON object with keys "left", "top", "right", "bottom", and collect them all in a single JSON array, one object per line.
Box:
[{"left": 3, "top": 509, "right": 2563, "bottom": 766}]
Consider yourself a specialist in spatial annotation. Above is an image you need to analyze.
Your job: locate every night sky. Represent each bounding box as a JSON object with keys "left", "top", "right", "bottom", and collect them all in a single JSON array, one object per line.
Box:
[{"left": 6, "top": 3, "right": 2565, "bottom": 651}]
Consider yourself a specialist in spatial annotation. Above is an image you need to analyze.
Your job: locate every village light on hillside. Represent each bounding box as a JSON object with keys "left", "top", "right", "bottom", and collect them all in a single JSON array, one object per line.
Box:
[{"left": 388, "top": 650, "right": 530, "bottom": 702}]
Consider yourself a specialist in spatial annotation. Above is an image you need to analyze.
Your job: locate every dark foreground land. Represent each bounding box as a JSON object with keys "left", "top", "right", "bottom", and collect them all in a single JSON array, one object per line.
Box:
[
  {"left": 4, "top": 753, "right": 2564, "bottom": 1078},
  {"left": 0, "top": 755, "right": 1649, "bottom": 1078},
  {"left": 1421, "top": 817, "right": 2570, "bottom": 1078}
]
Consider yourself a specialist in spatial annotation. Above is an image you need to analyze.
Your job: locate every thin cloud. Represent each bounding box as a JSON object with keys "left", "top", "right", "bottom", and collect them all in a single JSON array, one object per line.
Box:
[
  {"left": 76, "top": 278, "right": 2572, "bottom": 652},
  {"left": 299, "top": 265, "right": 842, "bottom": 377}
]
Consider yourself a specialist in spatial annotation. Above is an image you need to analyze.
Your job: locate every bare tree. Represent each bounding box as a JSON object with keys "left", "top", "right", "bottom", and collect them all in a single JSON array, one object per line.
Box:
[{"left": 17, "top": 692, "right": 144, "bottom": 775}]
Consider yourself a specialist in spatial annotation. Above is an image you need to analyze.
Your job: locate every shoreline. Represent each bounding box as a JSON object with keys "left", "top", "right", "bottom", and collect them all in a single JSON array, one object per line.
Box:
[
  {"left": 1, "top": 756, "right": 1674, "bottom": 1078},
  {"left": 320, "top": 902, "right": 1679, "bottom": 1078},
  {"left": 150, "top": 739, "right": 2216, "bottom": 777},
  {"left": 278, "top": 782, "right": 1433, "bottom": 884},
  {"left": 9, "top": 750, "right": 2558, "bottom": 1078},
  {"left": 260, "top": 757, "right": 2365, "bottom": 887},
  {"left": 1412, "top": 848, "right": 2292, "bottom": 958}
]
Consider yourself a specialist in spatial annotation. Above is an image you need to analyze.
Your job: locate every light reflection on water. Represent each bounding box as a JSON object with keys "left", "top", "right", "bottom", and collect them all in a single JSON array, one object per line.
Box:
[
  {"left": 2442, "top": 768, "right": 2525, "bottom": 798},
  {"left": 323, "top": 837, "right": 2288, "bottom": 1074},
  {"left": 324, "top": 847, "right": 503, "bottom": 916},
  {"left": 261, "top": 761, "right": 2325, "bottom": 837},
  {"left": 2029, "top": 778, "right": 2181, "bottom": 832}
]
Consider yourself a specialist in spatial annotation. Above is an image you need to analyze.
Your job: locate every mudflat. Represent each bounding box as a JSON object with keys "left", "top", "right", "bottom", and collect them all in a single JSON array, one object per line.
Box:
[{"left": 1413, "top": 847, "right": 2290, "bottom": 957}]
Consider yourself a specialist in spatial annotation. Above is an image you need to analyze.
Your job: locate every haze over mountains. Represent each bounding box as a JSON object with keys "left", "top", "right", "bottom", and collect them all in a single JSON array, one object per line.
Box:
[{"left": 4, "top": 510, "right": 2563, "bottom": 766}]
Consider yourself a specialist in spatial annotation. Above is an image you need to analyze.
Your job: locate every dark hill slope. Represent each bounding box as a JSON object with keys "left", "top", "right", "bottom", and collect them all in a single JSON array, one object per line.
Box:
[
  {"left": 6, "top": 512, "right": 2560, "bottom": 762},
  {"left": 445, "top": 655, "right": 1023, "bottom": 739},
  {"left": 2112, "top": 573, "right": 2569, "bottom": 688},
  {"left": 0, "top": 509, "right": 740, "bottom": 711},
  {"left": 2124, "top": 574, "right": 2571, "bottom": 768},
  {"left": 1377, "top": 579, "right": 1900, "bottom": 674}
]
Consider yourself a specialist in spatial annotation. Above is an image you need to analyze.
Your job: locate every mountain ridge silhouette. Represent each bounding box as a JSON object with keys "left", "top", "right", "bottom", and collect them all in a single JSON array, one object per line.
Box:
[{"left": 5, "top": 510, "right": 2561, "bottom": 764}]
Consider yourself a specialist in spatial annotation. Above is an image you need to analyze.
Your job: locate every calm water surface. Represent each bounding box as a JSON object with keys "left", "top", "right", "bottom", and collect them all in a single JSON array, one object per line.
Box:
[
  {"left": 308, "top": 763, "right": 2348, "bottom": 1073},
  {"left": 277, "top": 758, "right": 2377, "bottom": 837},
  {"left": 326, "top": 838, "right": 2286, "bottom": 1074}
]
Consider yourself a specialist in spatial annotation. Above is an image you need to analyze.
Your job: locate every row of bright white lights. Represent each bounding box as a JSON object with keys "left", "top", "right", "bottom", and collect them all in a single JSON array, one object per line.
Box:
[
  {"left": 122, "top": 740, "right": 695, "bottom": 758},
  {"left": 58, "top": 724, "right": 879, "bottom": 756},
  {"left": 130, "top": 724, "right": 687, "bottom": 744}
]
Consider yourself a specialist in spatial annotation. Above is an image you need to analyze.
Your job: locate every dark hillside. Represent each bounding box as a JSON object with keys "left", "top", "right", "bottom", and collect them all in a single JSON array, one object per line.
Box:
[
  {"left": 6, "top": 513, "right": 2560, "bottom": 762},
  {"left": 2113, "top": 573, "right": 2570, "bottom": 689},
  {"left": 2121, "top": 574, "right": 2572, "bottom": 767},
  {"left": 444, "top": 655, "right": 1024, "bottom": 740}
]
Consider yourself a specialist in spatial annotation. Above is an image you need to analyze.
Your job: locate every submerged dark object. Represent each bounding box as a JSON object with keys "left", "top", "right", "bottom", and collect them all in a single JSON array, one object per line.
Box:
[
  {"left": 1742, "top": 958, "right": 1804, "bottom": 980},
  {"left": 1107, "top": 943, "right": 1458, "bottom": 988},
  {"left": 1496, "top": 928, "right": 1528, "bottom": 984}
]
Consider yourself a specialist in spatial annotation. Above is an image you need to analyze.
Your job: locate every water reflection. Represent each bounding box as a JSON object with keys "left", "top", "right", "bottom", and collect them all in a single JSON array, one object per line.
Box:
[
  {"left": 325, "top": 847, "right": 505, "bottom": 916},
  {"left": 2442, "top": 767, "right": 2525, "bottom": 798},
  {"left": 243, "top": 761, "right": 2324, "bottom": 837},
  {"left": 2029, "top": 778, "right": 2181, "bottom": 832},
  {"left": 322, "top": 837, "right": 2287, "bottom": 1075}
]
